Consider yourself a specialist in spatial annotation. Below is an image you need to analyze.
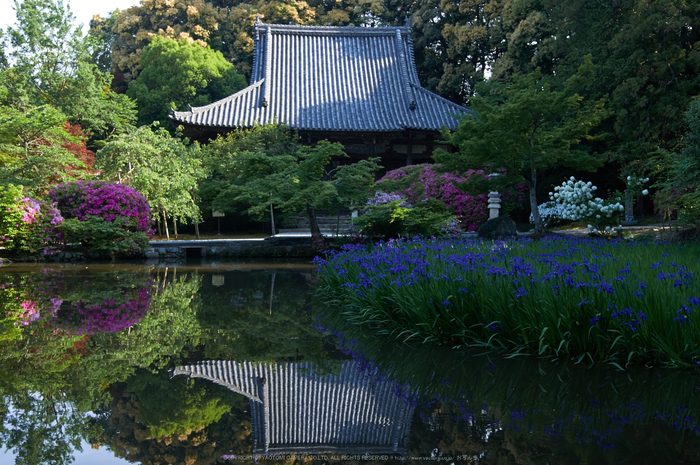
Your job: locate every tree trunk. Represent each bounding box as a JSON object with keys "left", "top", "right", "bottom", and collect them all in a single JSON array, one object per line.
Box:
[
  {"left": 157, "top": 217, "right": 162, "bottom": 237},
  {"left": 270, "top": 203, "right": 276, "bottom": 236},
  {"left": 306, "top": 205, "right": 321, "bottom": 237},
  {"left": 161, "top": 208, "right": 170, "bottom": 240},
  {"left": 173, "top": 217, "right": 178, "bottom": 239},
  {"left": 530, "top": 186, "right": 544, "bottom": 234},
  {"left": 529, "top": 165, "right": 544, "bottom": 234},
  {"left": 195, "top": 222, "right": 200, "bottom": 240}
]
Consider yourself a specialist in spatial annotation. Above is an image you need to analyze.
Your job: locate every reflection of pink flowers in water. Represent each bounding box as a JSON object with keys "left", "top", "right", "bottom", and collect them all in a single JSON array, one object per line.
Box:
[
  {"left": 53, "top": 287, "right": 151, "bottom": 335},
  {"left": 18, "top": 301, "right": 41, "bottom": 325}
]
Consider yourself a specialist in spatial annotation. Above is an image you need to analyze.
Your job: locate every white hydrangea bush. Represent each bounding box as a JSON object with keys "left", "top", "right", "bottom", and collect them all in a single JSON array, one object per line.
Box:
[
  {"left": 549, "top": 177, "right": 624, "bottom": 231},
  {"left": 529, "top": 201, "right": 572, "bottom": 228}
]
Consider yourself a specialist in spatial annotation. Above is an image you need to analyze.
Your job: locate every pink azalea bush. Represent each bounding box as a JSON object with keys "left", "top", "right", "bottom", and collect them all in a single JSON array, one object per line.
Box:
[
  {"left": 0, "top": 184, "right": 64, "bottom": 256},
  {"left": 48, "top": 180, "right": 153, "bottom": 233},
  {"left": 377, "top": 164, "right": 525, "bottom": 231},
  {"left": 48, "top": 181, "right": 153, "bottom": 256}
]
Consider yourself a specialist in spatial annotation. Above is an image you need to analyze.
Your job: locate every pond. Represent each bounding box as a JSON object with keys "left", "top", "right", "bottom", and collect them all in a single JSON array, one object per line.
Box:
[{"left": 0, "top": 259, "right": 699, "bottom": 464}]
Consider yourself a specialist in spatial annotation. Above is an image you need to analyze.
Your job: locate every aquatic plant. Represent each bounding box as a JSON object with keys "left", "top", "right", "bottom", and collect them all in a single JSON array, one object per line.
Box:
[{"left": 314, "top": 235, "right": 700, "bottom": 368}]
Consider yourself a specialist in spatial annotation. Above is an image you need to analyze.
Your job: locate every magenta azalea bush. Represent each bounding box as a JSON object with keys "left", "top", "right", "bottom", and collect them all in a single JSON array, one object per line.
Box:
[
  {"left": 0, "top": 184, "right": 64, "bottom": 256},
  {"left": 48, "top": 180, "right": 153, "bottom": 233},
  {"left": 377, "top": 164, "right": 525, "bottom": 231}
]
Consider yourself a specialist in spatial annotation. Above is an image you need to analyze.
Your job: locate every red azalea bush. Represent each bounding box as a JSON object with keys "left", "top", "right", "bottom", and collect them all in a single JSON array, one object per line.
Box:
[
  {"left": 377, "top": 164, "right": 525, "bottom": 231},
  {"left": 48, "top": 180, "right": 152, "bottom": 233}
]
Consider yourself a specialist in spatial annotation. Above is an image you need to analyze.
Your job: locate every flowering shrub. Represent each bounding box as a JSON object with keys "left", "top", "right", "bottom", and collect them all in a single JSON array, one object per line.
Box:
[
  {"left": 0, "top": 184, "right": 64, "bottom": 256},
  {"left": 356, "top": 194, "right": 459, "bottom": 239},
  {"left": 48, "top": 181, "right": 152, "bottom": 233},
  {"left": 377, "top": 164, "right": 526, "bottom": 231},
  {"left": 366, "top": 191, "right": 412, "bottom": 208},
  {"left": 529, "top": 201, "right": 572, "bottom": 228},
  {"left": 48, "top": 181, "right": 153, "bottom": 256},
  {"left": 625, "top": 175, "right": 650, "bottom": 196},
  {"left": 549, "top": 177, "right": 624, "bottom": 232},
  {"left": 315, "top": 235, "right": 700, "bottom": 367}
]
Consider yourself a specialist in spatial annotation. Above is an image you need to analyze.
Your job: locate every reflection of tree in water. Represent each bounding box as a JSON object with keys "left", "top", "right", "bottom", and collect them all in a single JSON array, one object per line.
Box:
[
  {"left": 196, "top": 270, "right": 329, "bottom": 363},
  {"left": 99, "top": 372, "right": 251, "bottom": 465}
]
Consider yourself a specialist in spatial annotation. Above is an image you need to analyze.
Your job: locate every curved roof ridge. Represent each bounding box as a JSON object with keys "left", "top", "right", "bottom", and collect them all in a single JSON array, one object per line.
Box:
[
  {"left": 254, "top": 23, "right": 411, "bottom": 36},
  {"left": 170, "top": 79, "right": 265, "bottom": 118},
  {"left": 410, "top": 83, "right": 474, "bottom": 114}
]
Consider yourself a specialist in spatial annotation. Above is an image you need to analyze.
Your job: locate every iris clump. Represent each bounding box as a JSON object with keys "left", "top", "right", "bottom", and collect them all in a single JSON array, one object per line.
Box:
[{"left": 315, "top": 236, "right": 700, "bottom": 368}]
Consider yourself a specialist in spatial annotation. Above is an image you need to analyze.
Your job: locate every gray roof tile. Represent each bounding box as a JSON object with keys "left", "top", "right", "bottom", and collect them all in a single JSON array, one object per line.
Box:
[{"left": 170, "top": 21, "right": 470, "bottom": 132}]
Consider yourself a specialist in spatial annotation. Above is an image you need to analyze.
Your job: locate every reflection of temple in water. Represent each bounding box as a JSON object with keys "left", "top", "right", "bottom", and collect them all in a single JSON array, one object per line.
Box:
[{"left": 172, "top": 361, "right": 414, "bottom": 456}]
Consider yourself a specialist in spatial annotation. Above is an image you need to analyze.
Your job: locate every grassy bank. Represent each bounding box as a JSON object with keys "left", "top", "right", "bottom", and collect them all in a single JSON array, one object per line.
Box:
[{"left": 314, "top": 236, "right": 700, "bottom": 368}]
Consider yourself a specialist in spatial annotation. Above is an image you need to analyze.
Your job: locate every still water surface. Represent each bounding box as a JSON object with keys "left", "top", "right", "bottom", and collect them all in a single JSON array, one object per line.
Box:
[{"left": 0, "top": 260, "right": 699, "bottom": 464}]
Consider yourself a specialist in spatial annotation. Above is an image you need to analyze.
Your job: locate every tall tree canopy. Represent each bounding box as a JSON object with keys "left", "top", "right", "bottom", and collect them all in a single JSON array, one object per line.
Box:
[
  {"left": 435, "top": 59, "right": 609, "bottom": 233},
  {"left": 2, "top": 0, "right": 137, "bottom": 149},
  {"left": 96, "top": 125, "right": 205, "bottom": 238},
  {"left": 126, "top": 36, "right": 246, "bottom": 128},
  {"left": 202, "top": 125, "right": 380, "bottom": 236}
]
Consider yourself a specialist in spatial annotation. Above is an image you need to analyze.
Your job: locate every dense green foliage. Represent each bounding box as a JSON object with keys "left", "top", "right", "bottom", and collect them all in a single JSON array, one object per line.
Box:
[
  {"left": 96, "top": 125, "right": 204, "bottom": 238},
  {"left": 355, "top": 196, "right": 459, "bottom": 239},
  {"left": 126, "top": 36, "right": 246, "bottom": 128},
  {"left": 435, "top": 60, "right": 610, "bottom": 233},
  {"left": 202, "top": 125, "right": 380, "bottom": 235},
  {"left": 2, "top": 0, "right": 136, "bottom": 150},
  {"left": 0, "top": 105, "right": 87, "bottom": 196}
]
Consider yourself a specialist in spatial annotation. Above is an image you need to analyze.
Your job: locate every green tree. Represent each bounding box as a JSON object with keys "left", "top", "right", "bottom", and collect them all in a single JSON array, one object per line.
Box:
[
  {"left": 96, "top": 125, "right": 205, "bottom": 239},
  {"left": 391, "top": 0, "right": 507, "bottom": 106},
  {"left": 484, "top": 0, "right": 700, "bottom": 177},
  {"left": 658, "top": 99, "right": 700, "bottom": 227},
  {"left": 107, "top": 0, "right": 225, "bottom": 81},
  {"left": 203, "top": 125, "right": 380, "bottom": 236},
  {"left": 435, "top": 59, "right": 609, "bottom": 234},
  {"left": 126, "top": 36, "right": 246, "bottom": 128},
  {"left": 2, "top": 0, "right": 137, "bottom": 149},
  {"left": 0, "top": 105, "right": 85, "bottom": 195},
  {"left": 605, "top": 0, "right": 700, "bottom": 162}
]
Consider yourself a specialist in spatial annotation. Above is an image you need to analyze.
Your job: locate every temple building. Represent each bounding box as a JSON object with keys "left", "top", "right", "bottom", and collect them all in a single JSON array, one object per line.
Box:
[
  {"left": 169, "top": 18, "right": 470, "bottom": 172},
  {"left": 172, "top": 360, "right": 415, "bottom": 457}
]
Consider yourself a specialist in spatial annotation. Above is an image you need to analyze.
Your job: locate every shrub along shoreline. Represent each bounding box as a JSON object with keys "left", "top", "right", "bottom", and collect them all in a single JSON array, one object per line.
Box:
[{"left": 314, "top": 235, "right": 700, "bottom": 369}]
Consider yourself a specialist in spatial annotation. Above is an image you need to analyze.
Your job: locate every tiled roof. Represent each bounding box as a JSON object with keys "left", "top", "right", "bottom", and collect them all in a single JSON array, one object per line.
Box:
[
  {"left": 170, "top": 20, "right": 469, "bottom": 132},
  {"left": 172, "top": 360, "right": 414, "bottom": 455}
]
